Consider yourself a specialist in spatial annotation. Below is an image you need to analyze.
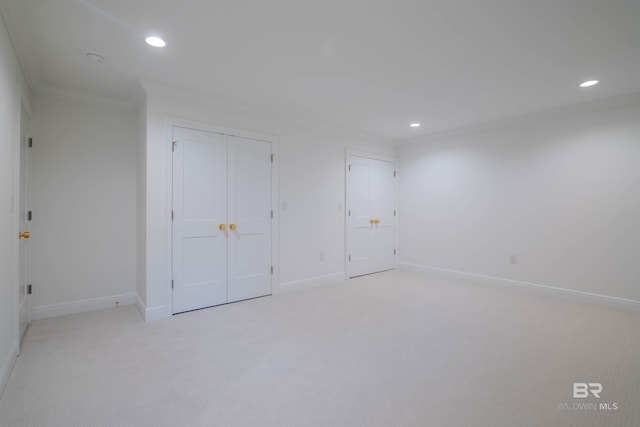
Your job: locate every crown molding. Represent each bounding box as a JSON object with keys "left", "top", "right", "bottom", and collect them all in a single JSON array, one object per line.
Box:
[
  {"left": 35, "top": 84, "right": 135, "bottom": 111},
  {"left": 0, "top": 0, "right": 37, "bottom": 90},
  {"left": 139, "top": 80, "right": 393, "bottom": 145},
  {"left": 400, "top": 91, "right": 640, "bottom": 145}
]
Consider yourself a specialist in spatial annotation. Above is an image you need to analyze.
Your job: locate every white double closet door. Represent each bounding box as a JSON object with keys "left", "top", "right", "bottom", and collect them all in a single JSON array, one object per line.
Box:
[
  {"left": 172, "top": 126, "right": 272, "bottom": 314},
  {"left": 347, "top": 154, "right": 397, "bottom": 278}
]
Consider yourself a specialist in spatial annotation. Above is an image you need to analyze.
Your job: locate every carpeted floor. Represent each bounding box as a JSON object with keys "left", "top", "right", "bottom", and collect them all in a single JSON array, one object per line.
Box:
[{"left": 1, "top": 269, "right": 638, "bottom": 427}]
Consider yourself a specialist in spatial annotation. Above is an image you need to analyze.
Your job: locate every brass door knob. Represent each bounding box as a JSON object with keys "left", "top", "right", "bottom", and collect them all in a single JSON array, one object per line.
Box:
[
  {"left": 229, "top": 224, "right": 237, "bottom": 231},
  {"left": 219, "top": 224, "right": 226, "bottom": 231},
  {"left": 374, "top": 219, "right": 380, "bottom": 224},
  {"left": 19, "top": 231, "right": 30, "bottom": 239},
  {"left": 370, "top": 219, "right": 374, "bottom": 225}
]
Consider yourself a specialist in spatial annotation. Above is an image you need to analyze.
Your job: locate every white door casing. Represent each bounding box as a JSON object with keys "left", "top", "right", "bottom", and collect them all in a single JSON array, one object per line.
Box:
[
  {"left": 346, "top": 153, "right": 397, "bottom": 278},
  {"left": 227, "top": 136, "right": 272, "bottom": 302},
  {"left": 171, "top": 127, "right": 273, "bottom": 313},
  {"left": 172, "top": 127, "right": 228, "bottom": 313}
]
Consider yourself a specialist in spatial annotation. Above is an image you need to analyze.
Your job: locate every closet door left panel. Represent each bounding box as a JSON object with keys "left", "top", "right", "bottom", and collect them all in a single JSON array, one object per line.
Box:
[{"left": 172, "top": 127, "right": 228, "bottom": 314}]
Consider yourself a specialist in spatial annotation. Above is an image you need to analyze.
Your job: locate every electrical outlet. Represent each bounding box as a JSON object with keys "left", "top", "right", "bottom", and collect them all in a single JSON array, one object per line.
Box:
[{"left": 510, "top": 255, "right": 518, "bottom": 265}]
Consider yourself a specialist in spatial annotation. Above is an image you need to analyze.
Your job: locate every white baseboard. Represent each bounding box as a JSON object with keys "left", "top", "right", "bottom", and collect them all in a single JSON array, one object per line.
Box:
[
  {"left": 0, "top": 339, "right": 18, "bottom": 399},
  {"left": 135, "top": 294, "right": 146, "bottom": 320},
  {"left": 134, "top": 294, "right": 167, "bottom": 321},
  {"left": 399, "top": 262, "right": 640, "bottom": 312},
  {"left": 278, "top": 272, "right": 346, "bottom": 294},
  {"left": 31, "top": 293, "right": 137, "bottom": 321}
]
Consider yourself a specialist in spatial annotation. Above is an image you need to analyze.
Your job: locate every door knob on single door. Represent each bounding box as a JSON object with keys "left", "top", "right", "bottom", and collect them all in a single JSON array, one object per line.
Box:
[
  {"left": 219, "top": 224, "right": 226, "bottom": 231},
  {"left": 374, "top": 219, "right": 380, "bottom": 224},
  {"left": 370, "top": 219, "right": 374, "bottom": 225},
  {"left": 19, "top": 231, "right": 30, "bottom": 239},
  {"left": 229, "top": 224, "right": 237, "bottom": 231}
]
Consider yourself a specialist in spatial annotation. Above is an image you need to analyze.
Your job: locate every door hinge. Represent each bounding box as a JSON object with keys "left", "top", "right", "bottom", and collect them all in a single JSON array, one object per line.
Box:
[
  {"left": 271, "top": 266, "right": 274, "bottom": 274},
  {"left": 171, "top": 210, "right": 174, "bottom": 221},
  {"left": 172, "top": 141, "right": 177, "bottom": 152},
  {"left": 270, "top": 210, "right": 273, "bottom": 219},
  {"left": 394, "top": 210, "right": 396, "bottom": 216},
  {"left": 271, "top": 154, "right": 274, "bottom": 163},
  {"left": 348, "top": 210, "right": 351, "bottom": 216},
  {"left": 27, "top": 284, "right": 32, "bottom": 295},
  {"left": 28, "top": 137, "right": 33, "bottom": 148},
  {"left": 348, "top": 164, "right": 351, "bottom": 171},
  {"left": 348, "top": 255, "right": 351, "bottom": 261},
  {"left": 171, "top": 280, "right": 174, "bottom": 289},
  {"left": 394, "top": 170, "right": 397, "bottom": 178},
  {"left": 27, "top": 211, "right": 33, "bottom": 221},
  {"left": 394, "top": 249, "right": 397, "bottom": 255}
]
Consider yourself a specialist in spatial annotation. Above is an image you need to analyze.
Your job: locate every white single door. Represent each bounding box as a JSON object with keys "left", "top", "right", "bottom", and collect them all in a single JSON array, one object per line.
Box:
[
  {"left": 227, "top": 136, "right": 272, "bottom": 302},
  {"left": 172, "top": 127, "right": 228, "bottom": 313},
  {"left": 347, "top": 155, "right": 397, "bottom": 278},
  {"left": 18, "top": 106, "right": 31, "bottom": 343}
]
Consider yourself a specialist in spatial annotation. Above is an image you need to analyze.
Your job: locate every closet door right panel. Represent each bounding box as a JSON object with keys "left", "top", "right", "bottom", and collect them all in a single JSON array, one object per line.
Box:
[
  {"left": 227, "top": 136, "right": 272, "bottom": 302},
  {"left": 370, "top": 159, "right": 397, "bottom": 272}
]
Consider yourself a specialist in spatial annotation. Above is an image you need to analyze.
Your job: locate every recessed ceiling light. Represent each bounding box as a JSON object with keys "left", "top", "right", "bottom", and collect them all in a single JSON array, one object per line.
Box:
[
  {"left": 409, "top": 123, "right": 421, "bottom": 128},
  {"left": 145, "top": 36, "right": 166, "bottom": 48},
  {"left": 579, "top": 80, "right": 599, "bottom": 88}
]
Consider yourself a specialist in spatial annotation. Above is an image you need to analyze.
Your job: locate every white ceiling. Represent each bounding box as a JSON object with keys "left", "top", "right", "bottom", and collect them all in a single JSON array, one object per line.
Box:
[{"left": 2, "top": 0, "right": 640, "bottom": 140}]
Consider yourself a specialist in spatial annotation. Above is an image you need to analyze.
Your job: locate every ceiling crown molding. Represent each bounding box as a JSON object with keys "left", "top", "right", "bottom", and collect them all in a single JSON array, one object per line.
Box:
[
  {"left": 0, "top": 0, "right": 39, "bottom": 90},
  {"left": 139, "top": 80, "right": 394, "bottom": 145},
  {"left": 400, "top": 91, "right": 640, "bottom": 145},
  {"left": 35, "top": 84, "right": 135, "bottom": 111}
]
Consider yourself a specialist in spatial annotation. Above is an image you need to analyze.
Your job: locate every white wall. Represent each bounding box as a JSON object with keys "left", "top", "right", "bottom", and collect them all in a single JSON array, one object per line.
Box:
[
  {"left": 140, "top": 82, "right": 396, "bottom": 317},
  {"left": 30, "top": 92, "right": 137, "bottom": 316},
  {"left": 399, "top": 95, "right": 640, "bottom": 301},
  {"left": 0, "top": 9, "right": 26, "bottom": 393}
]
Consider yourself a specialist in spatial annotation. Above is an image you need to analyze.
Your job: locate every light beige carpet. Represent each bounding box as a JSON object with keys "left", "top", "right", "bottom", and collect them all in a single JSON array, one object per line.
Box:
[{"left": 1, "top": 270, "right": 639, "bottom": 427}]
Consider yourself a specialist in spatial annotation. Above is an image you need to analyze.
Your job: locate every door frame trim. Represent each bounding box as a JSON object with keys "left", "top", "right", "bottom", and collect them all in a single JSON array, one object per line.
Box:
[
  {"left": 164, "top": 117, "right": 279, "bottom": 316},
  {"left": 345, "top": 150, "right": 398, "bottom": 278},
  {"left": 347, "top": 149, "right": 397, "bottom": 164}
]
